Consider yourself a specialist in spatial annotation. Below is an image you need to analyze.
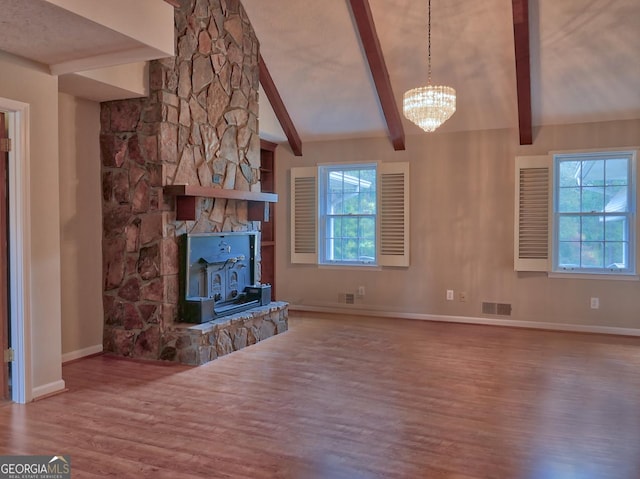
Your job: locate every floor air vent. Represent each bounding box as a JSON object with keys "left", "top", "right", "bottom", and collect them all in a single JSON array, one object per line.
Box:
[{"left": 482, "top": 302, "right": 512, "bottom": 316}]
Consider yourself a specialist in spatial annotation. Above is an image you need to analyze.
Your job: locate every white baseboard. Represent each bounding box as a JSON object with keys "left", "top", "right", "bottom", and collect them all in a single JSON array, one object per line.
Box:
[
  {"left": 61, "top": 344, "right": 103, "bottom": 364},
  {"left": 32, "top": 379, "right": 66, "bottom": 401},
  {"left": 289, "top": 304, "right": 640, "bottom": 337}
]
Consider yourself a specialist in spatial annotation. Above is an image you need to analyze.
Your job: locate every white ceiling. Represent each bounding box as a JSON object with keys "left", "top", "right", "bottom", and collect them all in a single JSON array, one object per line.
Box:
[
  {"left": 242, "top": 0, "right": 640, "bottom": 143},
  {"left": 0, "top": 0, "right": 174, "bottom": 97},
  {"left": 0, "top": 0, "right": 637, "bottom": 142},
  {"left": 0, "top": 0, "right": 138, "bottom": 66}
]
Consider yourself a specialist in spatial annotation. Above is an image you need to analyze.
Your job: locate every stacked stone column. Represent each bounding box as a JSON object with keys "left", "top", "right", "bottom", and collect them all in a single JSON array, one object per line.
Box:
[{"left": 101, "top": 0, "right": 261, "bottom": 360}]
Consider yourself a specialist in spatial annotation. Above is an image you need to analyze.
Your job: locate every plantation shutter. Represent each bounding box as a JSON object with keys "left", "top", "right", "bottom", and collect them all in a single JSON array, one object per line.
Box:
[
  {"left": 378, "top": 162, "right": 410, "bottom": 267},
  {"left": 514, "top": 155, "right": 551, "bottom": 271},
  {"left": 290, "top": 167, "right": 318, "bottom": 264}
]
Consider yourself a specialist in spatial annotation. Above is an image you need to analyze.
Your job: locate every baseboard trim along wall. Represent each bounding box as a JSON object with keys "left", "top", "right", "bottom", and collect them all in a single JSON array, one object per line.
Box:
[
  {"left": 289, "top": 304, "right": 640, "bottom": 338},
  {"left": 32, "top": 379, "right": 67, "bottom": 401},
  {"left": 61, "top": 344, "right": 104, "bottom": 364}
]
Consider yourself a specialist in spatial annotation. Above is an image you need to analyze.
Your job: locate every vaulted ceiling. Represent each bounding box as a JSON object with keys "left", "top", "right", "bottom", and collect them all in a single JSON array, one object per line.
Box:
[
  {"left": 242, "top": 0, "right": 640, "bottom": 151},
  {"left": 0, "top": 0, "right": 637, "bottom": 153}
]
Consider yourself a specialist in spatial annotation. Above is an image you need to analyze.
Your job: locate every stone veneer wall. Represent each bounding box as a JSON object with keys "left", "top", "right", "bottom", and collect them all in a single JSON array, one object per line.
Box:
[{"left": 100, "top": 0, "right": 275, "bottom": 363}]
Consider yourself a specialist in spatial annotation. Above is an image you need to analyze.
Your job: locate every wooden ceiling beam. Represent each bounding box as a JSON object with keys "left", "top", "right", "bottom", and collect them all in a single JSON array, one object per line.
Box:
[
  {"left": 512, "top": 0, "right": 533, "bottom": 145},
  {"left": 163, "top": 0, "right": 180, "bottom": 7},
  {"left": 259, "top": 54, "right": 303, "bottom": 157},
  {"left": 348, "top": 0, "right": 405, "bottom": 151}
]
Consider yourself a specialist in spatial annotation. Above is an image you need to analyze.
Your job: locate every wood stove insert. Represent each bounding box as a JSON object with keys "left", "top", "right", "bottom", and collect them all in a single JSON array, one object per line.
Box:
[{"left": 179, "top": 232, "right": 271, "bottom": 323}]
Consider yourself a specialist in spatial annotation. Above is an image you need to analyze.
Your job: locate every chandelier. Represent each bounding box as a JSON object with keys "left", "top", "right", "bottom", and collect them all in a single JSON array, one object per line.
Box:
[{"left": 403, "top": 0, "right": 456, "bottom": 132}]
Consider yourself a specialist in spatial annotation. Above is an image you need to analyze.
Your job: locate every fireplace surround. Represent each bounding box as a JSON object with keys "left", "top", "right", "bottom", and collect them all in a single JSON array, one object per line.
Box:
[{"left": 100, "top": 0, "right": 288, "bottom": 365}]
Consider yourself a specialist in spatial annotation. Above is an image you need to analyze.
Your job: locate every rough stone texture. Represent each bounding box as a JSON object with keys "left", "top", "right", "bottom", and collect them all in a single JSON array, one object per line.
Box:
[
  {"left": 103, "top": 237, "right": 126, "bottom": 290},
  {"left": 137, "top": 244, "right": 160, "bottom": 280},
  {"left": 101, "top": 0, "right": 271, "bottom": 364},
  {"left": 134, "top": 325, "right": 161, "bottom": 359},
  {"left": 163, "top": 302, "right": 289, "bottom": 366},
  {"left": 109, "top": 101, "right": 142, "bottom": 132},
  {"left": 118, "top": 278, "right": 141, "bottom": 302},
  {"left": 123, "top": 303, "right": 144, "bottom": 330}
]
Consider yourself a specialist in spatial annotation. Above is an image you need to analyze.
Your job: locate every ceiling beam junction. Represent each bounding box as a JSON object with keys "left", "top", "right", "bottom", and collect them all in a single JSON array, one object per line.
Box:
[
  {"left": 259, "top": 54, "right": 303, "bottom": 157},
  {"left": 348, "top": 0, "right": 405, "bottom": 151},
  {"left": 512, "top": 0, "right": 533, "bottom": 145}
]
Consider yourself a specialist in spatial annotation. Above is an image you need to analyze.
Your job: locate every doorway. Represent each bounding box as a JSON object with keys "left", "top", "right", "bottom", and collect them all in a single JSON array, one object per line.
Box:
[
  {"left": 0, "top": 98, "right": 30, "bottom": 404},
  {"left": 1, "top": 111, "right": 9, "bottom": 401}
]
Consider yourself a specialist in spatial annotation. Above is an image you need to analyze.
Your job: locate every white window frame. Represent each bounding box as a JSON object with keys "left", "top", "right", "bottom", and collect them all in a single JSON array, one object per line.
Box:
[
  {"left": 291, "top": 161, "right": 409, "bottom": 268},
  {"left": 552, "top": 150, "right": 637, "bottom": 276},
  {"left": 318, "top": 163, "right": 378, "bottom": 266},
  {"left": 515, "top": 148, "right": 639, "bottom": 280}
]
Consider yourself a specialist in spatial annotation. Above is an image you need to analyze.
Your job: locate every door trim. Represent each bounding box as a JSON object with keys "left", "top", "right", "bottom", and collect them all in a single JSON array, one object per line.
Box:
[{"left": 1, "top": 98, "right": 32, "bottom": 403}]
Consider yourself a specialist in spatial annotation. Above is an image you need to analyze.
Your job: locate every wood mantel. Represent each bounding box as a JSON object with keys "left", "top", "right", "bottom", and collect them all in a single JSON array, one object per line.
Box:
[{"left": 164, "top": 185, "right": 278, "bottom": 221}]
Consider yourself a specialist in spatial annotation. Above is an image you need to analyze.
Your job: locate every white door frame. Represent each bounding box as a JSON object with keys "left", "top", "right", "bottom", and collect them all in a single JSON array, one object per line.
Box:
[{"left": 1, "top": 97, "right": 32, "bottom": 404}]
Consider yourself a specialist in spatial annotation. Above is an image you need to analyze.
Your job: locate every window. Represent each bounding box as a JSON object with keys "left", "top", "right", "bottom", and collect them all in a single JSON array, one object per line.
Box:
[
  {"left": 319, "top": 164, "right": 377, "bottom": 264},
  {"left": 554, "top": 151, "right": 636, "bottom": 274},
  {"left": 291, "top": 162, "right": 409, "bottom": 267},
  {"left": 515, "top": 149, "right": 638, "bottom": 277}
]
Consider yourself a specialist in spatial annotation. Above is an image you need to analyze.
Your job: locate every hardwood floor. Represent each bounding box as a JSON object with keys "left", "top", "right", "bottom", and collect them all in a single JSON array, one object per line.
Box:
[{"left": 1, "top": 313, "right": 640, "bottom": 478}]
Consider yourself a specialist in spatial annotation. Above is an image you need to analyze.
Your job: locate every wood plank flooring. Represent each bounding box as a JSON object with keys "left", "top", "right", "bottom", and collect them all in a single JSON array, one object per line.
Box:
[{"left": 1, "top": 313, "right": 640, "bottom": 478}]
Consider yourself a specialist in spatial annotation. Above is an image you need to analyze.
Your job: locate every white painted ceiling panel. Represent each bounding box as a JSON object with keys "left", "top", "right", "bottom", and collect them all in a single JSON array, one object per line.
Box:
[
  {"left": 258, "top": 85, "right": 287, "bottom": 143},
  {"left": 0, "top": 0, "right": 637, "bottom": 139},
  {"left": 531, "top": 0, "right": 640, "bottom": 125},
  {"left": 0, "top": 0, "right": 138, "bottom": 65},
  {"left": 242, "top": 0, "right": 389, "bottom": 141},
  {"left": 0, "top": 0, "right": 174, "bottom": 79},
  {"left": 243, "top": 0, "right": 640, "bottom": 143},
  {"left": 369, "top": 0, "right": 518, "bottom": 134}
]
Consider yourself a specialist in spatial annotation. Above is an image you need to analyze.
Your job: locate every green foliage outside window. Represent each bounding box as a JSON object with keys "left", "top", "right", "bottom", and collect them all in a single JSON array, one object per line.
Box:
[
  {"left": 555, "top": 154, "right": 633, "bottom": 271},
  {"left": 322, "top": 165, "right": 377, "bottom": 263}
]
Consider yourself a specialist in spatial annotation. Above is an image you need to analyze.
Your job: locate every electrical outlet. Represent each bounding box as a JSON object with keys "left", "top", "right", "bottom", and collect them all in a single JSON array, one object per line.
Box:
[
  {"left": 459, "top": 291, "right": 467, "bottom": 302},
  {"left": 446, "top": 290, "right": 454, "bottom": 301},
  {"left": 590, "top": 297, "right": 599, "bottom": 309},
  {"left": 357, "top": 286, "right": 366, "bottom": 297}
]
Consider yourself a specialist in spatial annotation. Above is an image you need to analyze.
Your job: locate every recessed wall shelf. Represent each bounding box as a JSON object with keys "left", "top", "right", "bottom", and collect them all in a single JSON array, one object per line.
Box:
[{"left": 164, "top": 185, "right": 278, "bottom": 221}]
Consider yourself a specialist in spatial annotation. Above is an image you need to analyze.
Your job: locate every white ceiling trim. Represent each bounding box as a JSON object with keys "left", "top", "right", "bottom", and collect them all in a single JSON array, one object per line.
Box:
[{"left": 50, "top": 46, "right": 169, "bottom": 76}]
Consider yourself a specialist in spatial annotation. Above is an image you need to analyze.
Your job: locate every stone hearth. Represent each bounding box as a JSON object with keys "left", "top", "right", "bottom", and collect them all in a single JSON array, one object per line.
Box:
[
  {"left": 164, "top": 302, "right": 288, "bottom": 365},
  {"left": 100, "top": 0, "right": 287, "bottom": 365}
]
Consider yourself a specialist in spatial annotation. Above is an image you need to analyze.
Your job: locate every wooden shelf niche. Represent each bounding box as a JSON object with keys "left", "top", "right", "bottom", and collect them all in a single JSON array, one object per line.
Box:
[{"left": 164, "top": 185, "right": 278, "bottom": 221}]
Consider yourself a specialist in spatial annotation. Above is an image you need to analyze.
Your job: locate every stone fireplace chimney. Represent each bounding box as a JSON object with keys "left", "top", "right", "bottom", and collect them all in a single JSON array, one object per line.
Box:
[{"left": 100, "top": 0, "right": 281, "bottom": 363}]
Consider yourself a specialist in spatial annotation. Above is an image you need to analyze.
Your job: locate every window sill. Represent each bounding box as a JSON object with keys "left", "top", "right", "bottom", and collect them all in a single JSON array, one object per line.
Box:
[
  {"left": 548, "top": 271, "right": 639, "bottom": 281},
  {"left": 319, "top": 264, "right": 382, "bottom": 271}
]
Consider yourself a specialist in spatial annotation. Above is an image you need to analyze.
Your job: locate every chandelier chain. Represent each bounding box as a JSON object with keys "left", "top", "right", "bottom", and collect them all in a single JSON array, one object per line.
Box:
[
  {"left": 402, "top": 0, "right": 456, "bottom": 132},
  {"left": 427, "top": 0, "right": 431, "bottom": 84}
]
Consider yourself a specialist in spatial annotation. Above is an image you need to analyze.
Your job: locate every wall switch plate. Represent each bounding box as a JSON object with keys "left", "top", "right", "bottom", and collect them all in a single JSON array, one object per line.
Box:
[
  {"left": 357, "top": 286, "right": 365, "bottom": 297},
  {"left": 590, "top": 297, "right": 599, "bottom": 309},
  {"left": 446, "top": 290, "right": 454, "bottom": 301}
]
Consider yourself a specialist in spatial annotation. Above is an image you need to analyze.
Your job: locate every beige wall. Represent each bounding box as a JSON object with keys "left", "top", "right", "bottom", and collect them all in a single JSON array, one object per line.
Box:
[
  {"left": 0, "top": 51, "right": 63, "bottom": 395},
  {"left": 275, "top": 119, "right": 640, "bottom": 330},
  {"left": 58, "top": 92, "right": 103, "bottom": 357}
]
